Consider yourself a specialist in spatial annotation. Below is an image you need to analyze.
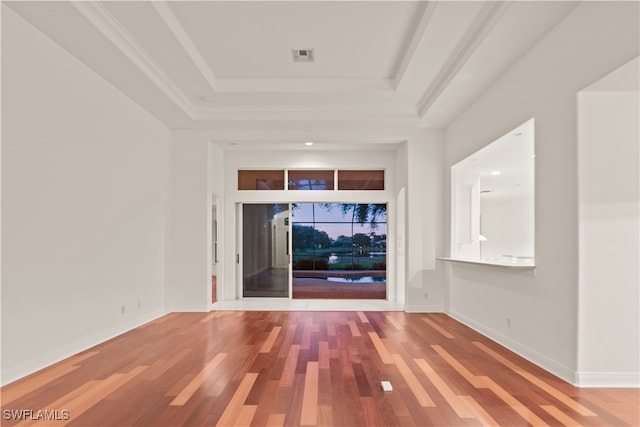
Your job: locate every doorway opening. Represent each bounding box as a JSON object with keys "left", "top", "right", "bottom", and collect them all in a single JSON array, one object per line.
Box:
[{"left": 242, "top": 204, "right": 290, "bottom": 297}]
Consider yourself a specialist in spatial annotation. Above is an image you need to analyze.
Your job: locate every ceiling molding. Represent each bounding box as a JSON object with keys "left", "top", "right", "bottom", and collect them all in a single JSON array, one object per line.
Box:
[
  {"left": 393, "top": 1, "right": 439, "bottom": 90},
  {"left": 416, "top": 1, "right": 510, "bottom": 118},
  {"left": 215, "top": 78, "right": 395, "bottom": 93},
  {"left": 214, "top": 141, "right": 405, "bottom": 152},
  {"left": 151, "top": 2, "right": 218, "bottom": 93},
  {"left": 71, "top": 1, "right": 197, "bottom": 118},
  {"left": 191, "top": 108, "right": 419, "bottom": 122},
  {"left": 200, "top": 127, "right": 414, "bottom": 145},
  {"left": 8, "top": 0, "right": 575, "bottom": 138}
]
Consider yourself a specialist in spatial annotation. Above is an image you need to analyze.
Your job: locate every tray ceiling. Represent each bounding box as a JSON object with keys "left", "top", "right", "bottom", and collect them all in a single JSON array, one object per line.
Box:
[{"left": 5, "top": 1, "right": 578, "bottom": 147}]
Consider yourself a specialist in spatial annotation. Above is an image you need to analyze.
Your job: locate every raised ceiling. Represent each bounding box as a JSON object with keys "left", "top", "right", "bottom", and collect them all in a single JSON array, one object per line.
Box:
[{"left": 6, "top": 1, "right": 578, "bottom": 147}]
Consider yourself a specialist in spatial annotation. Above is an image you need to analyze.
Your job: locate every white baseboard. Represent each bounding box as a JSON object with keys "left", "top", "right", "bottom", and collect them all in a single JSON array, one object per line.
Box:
[
  {"left": 169, "top": 304, "right": 210, "bottom": 312},
  {"left": 1, "top": 309, "right": 167, "bottom": 387},
  {"left": 575, "top": 371, "right": 640, "bottom": 388},
  {"left": 212, "top": 299, "right": 405, "bottom": 311},
  {"left": 404, "top": 304, "right": 443, "bottom": 313},
  {"left": 447, "top": 309, "right": 576, "bottom": 385}
]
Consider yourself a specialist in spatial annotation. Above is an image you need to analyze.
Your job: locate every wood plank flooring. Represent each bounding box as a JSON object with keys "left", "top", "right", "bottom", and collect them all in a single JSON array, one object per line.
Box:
[{"left": 1, "top": 311, "right": 638, "bottom": 426}]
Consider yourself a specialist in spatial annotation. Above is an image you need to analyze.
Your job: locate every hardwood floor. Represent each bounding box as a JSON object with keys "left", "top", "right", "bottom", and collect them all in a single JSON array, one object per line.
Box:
[{"left": 1, "top": 311, "right": 638, "bottom": 426}]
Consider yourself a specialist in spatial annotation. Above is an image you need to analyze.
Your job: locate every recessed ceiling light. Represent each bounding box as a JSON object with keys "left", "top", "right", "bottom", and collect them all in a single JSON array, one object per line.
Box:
[
  {"left": 490, "top": 170, "right": 501, "bottom": 176},
  {"left": 304, "top": 141, "right": 314, "bottom": 146}
]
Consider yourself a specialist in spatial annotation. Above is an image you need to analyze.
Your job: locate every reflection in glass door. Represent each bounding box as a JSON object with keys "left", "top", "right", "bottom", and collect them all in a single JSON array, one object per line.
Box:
[
  {"left": 291, "top": 203, "right": 387, "bottom": 299},
  {"left": 242, "top": 204, "right": 290, "bottom": 297}
]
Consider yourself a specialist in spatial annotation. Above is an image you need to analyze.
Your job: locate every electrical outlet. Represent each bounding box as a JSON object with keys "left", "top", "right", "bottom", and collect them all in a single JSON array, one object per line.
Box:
[
  {"left": 424, "top": 292, "right": 429, "bottom": 299},
  {"left": 506, "top": 317, "right": 511, "bottom": 328},
  {"left": 121, "top": 305, "right": 126, "bottom": 314},
  {"left": 137, "top": 300, "right": 142, "bottom": 309}
]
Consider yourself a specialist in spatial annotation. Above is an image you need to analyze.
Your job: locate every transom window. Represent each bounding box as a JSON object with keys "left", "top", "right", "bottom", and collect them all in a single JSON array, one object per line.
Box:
[
  {"left": 238, "top": 169, "right": 384, "bottom": 191},
  {"left": 337, "top": 170, "right": 385, "bottom": 190},
  {"left": 238, "top": 170, "right": 285, "bottom": 190},
  {"left": 288, "top": 170, "right": 334, "bottom": 190}
]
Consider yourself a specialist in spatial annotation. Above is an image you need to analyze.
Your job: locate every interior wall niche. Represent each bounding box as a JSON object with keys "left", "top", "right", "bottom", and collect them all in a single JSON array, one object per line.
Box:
[{"left": 450, "top": 118, "right": 535, "bottom": 265}]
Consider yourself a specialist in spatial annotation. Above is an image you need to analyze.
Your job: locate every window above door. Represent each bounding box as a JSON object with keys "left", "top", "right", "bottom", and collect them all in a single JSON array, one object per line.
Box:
[{"left": 238, "top": 169, "right": 385, "bottom": 191}]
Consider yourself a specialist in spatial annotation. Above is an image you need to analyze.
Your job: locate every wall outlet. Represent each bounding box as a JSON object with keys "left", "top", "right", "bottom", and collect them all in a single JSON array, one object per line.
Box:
[
  {"left": 137, "top": 300, "right": 142, "bottom": 309},
  {"left": 121, "top": 305, "right": 126, "bottom": 314},
  {"left": 506, "top": 317, "right": 511, "bottom": 328},
  {"left": 424, "top": 292, "right": 429, "bottom": 299}
]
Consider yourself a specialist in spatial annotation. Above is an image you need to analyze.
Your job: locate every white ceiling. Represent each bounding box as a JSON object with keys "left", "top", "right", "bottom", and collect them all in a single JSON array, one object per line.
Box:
[
  {"left": 162, "top": 1, "right": 425, "bottom": 79},
  {"left": 6, "top": 1, "right": 578, "bottom": 148}
]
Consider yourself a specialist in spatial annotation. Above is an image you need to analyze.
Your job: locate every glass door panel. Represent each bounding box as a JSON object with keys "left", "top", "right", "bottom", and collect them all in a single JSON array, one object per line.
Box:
[
  {"left": 242, "top": 204, "right": 290, "bottom": 298},
  {"left": 291, "top": 203, "right": 387, "bottom": 299}
]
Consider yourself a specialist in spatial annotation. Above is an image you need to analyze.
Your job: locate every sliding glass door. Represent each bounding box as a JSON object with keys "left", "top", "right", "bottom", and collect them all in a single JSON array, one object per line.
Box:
[
  {"left": 240, "top": 202, "right": 387, "bottom": 299},
  {"left": 291, "top": 203, "right": 387, "bottom": 299},
  {"left": 242, "top": 204, "right": 290, "bottom": 297}
]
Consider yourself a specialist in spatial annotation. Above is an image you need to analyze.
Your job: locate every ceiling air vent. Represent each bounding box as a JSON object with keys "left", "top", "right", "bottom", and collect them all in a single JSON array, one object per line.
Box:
[{"left": 292, "top": 48, "right": 314, "bottom": 63}]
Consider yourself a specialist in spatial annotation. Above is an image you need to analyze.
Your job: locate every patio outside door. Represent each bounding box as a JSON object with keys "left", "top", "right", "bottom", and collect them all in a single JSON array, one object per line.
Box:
[{"left": 242, "top": 203, "right": 290, "bottom": 297}]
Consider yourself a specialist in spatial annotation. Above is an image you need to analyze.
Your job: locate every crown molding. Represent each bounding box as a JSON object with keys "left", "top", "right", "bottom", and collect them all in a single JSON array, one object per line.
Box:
[
  {"left": 69, "top": 0, "right": 506, "bottom": 128},
  {"left": 215, "top": 78, "right": 395, "bottom": 93},
  {"left": 151, "top": 1, "right": 218, "bottom": 93},
  {"left": 393, "top": 1, "right": 439, "bottom": 90},
  {"left": 199, "top": 125, "right": 416, "bottom": 145},
  {"left": 191, "top": 108, "right": 419, "bottom": 122},
  {"left": 71, "top": 1, "right": 197, "bottom": 119},
  {"left": 416, "top": 1, "right": 510, "bottom": 117},
  {"left": 69, "top": 1, "right": 403, "bottom": 123}
]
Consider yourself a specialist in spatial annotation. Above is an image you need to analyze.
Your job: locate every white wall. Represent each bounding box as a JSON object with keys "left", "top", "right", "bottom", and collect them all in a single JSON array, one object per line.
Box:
[
  {"left": 443, "top": 1, "right": 639, "bottom": 384},
  {"left": 451, "top": 172, "right": 481, "bottom": 260},
  {"left": 1, "top": 6, "right": 170, "bottom": 384},
  {"left": 164, "top": 135, "right": 225, "bottom": 311},
  {"left": 480, "top": 197, "right": 535, "bottom": 261},
  {"left": 209, "top": 143, "right": 224, "bottom": 298},
  {"left": 405, "top": 128, "right": 446, "bottom": 312},
  {"left": 577, "top": 88, "right": 639, "bottom": 386},
  {"left": 395, "top": 143, "right": 408, "bottom": 307},
  {"left": 165, "top": 132, "right": 213, "bottom": 311}
]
